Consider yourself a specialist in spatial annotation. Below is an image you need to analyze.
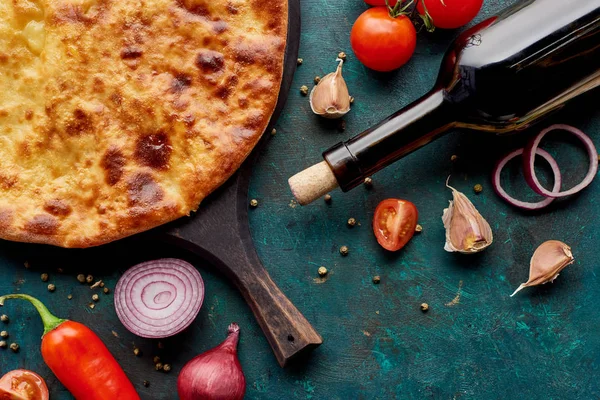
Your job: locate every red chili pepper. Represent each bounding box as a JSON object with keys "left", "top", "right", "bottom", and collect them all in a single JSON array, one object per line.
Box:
[{"left": 0, "top": 294, "right": 140, "bottom": 400}]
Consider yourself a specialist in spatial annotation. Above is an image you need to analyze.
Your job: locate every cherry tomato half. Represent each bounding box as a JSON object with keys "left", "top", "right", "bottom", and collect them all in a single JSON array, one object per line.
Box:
[
  {"left": 373, "top": 199, "right": 418, "bottom": 251},
  {"left": 0, "top": 370, "right": 49, "bottom": 400},
  {"left": 417, "top": 0, "right": 483, "bottom": 29},
  {"left": 350, "top": 7, "right": 417, "bottom": 72}
]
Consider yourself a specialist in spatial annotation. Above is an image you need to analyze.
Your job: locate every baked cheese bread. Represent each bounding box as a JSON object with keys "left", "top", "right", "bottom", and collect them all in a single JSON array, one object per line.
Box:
[{"left": 0, "top": 0, "right": 287, "bottom": 247}]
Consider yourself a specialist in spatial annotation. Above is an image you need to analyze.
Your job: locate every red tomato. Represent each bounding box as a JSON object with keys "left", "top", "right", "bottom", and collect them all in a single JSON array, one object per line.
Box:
[
  {"left": 0, "top": 370, "right": 49, "bottom": 400},
  {"left": 350, "top": 7, "right": 417, "bottom": 72},
  {"left": 417, "top": 0, "right": 483, "bottom": 29},
  {"left": 373, "top": 199, "right": 418, "bottom": 251}
]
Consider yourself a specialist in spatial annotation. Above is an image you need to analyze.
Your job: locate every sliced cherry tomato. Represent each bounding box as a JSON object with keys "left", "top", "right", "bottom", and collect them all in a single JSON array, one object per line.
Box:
[
  {"left": 417, "top": 0, "right": 483, "bottom": 29},
  {"left": 0, "top": 370, "right": 49, "bottom": 400},
  {"left": 373, "top": 199, "right": 418, "bottom": 251},
  {"left": 350, "top": 7, "right": 417, "bottom": 72}
]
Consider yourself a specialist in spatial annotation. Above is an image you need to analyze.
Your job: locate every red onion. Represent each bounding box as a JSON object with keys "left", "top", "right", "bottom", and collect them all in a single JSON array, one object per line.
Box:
[
  {"left": 492, "top": 148, "right": 562, "bottom": 210},
  {"left": 178, "top": 323, "right": 246, "bottom": 400},
  {"left": 523, "top": 124, "right": 598, "bottom": 198},
  {"left": 114, "top": 258, "right": 204, "bottom": 338}
]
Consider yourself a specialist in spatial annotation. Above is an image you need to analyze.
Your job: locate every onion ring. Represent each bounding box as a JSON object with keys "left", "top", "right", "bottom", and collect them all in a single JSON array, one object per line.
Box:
[
  {"left": 115, "top": 258, "right": 204, "bottom": 338},
  {"left": 493, "top": 148, "right": 562, "bottom": 210},
  {"left": 523, "top": 124, "right": 598, "bottom": 198}
]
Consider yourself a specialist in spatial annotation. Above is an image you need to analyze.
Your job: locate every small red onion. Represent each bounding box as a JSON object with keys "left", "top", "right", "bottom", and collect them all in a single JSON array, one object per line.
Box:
[
  {"left": 114, "top": 258, "right": 204, "bottom": 339},
  {"left": 523, "top": 124, "right": 598, "bottom": 198},
  {"left": 178, "top": 323, "right": 246, "bottom": 400},
  {"left": 492, "top": 148, "right": 562, "bottom": 210}
]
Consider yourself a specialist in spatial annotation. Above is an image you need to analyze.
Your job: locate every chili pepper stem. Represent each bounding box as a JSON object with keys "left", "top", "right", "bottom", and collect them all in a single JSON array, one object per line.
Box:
[{"left": 0, "top": 294, "right": 67, "bottom": 336}]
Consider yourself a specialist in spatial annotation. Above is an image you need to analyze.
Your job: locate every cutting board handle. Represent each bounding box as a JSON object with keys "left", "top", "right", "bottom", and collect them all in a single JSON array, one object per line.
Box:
[
  {"left": 159, "top": 215, "right": 323, "bottom": 367},
  {"left": 232, "top": 248, "right": 322, "bottom": 367}
]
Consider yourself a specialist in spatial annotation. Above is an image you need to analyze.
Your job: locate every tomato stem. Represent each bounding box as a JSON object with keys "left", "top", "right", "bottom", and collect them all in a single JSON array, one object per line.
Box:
[
  {"left": 386, "top": 0, "right": 415, "bottom": 19},
  {"left": 0, "top": 294, "right": 67, "bottom": 337},
  {"left": 417, "top": 0, "right": 436, "bottom": 32}
]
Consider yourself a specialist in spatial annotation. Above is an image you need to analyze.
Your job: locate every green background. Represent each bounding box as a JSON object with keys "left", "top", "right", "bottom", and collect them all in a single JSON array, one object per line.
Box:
[{"left": 2, "top": 0, "right": 600, "bottom": 399}]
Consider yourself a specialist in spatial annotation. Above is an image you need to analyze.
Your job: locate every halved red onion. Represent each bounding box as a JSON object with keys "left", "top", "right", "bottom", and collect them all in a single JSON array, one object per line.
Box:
[
  {"left": 493, "top": 148, "right": 562, "bottom": 210},
  {"left": 115, "top": 258, "right": 204, "bottom": 339},
  {"left": 523, "top": 124, "right": 598, "bottom": 198}
]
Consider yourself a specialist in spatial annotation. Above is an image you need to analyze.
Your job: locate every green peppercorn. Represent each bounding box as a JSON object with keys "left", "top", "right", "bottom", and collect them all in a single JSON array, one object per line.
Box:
[
  {"left": 77, "top": 274, "right": 86, "bottom": 283},
  {"left": 41, "top": 273, "right": 49, "bottom": 282},
  {"left": 143, "top": 381, "right": 150, "bottom": 388},
  {"left": 0, "top": 331, "right": 8, "bottom": 338},
  {"left": 373, "top": 276, "right": 381, "bottom": 284},
  {"left": 347, "top": 218, "right": 356, "bottom": 227},
  {"left": 103, "top": 287, "right": 110, "bottom": 294},
  {"left": 249, "top": 199, "right": 259, "bottom": 208},
  {"left": 318, "top": 266, "right": 328, "bottom": 277},
  {"left": 0, "top": 341, "right": 6, "bottom": 348},
  {"left": 163, "top": 364, "right": 172, "bottom": 373},
  {"left": 86, "top": 275, "right": 94, "bottom": 283},
  {"left": 324, "top": 194, "right": 332, "bottom": 204},
  {"left": 92, "top": 294, "right": 99, "bottom": 302},
  {"left": 0, "top": 315, "right": 8, "bottom": 323},
  {"left": 47, "top": 284, "right": 56, "bottom": 292},
  {"left": 155, "top": 363, "right": 163, "bottom": 371},
  {"left": 9, "top": 343, "right": 18, "bottom": 352},
  {"left": 300, "top": 85, "right": 308, "bottom": 96},
  {"left": 474, "top": 184, "right": 483, "bottom": 194},
  {"left": 339, "top": 245, "right": 349, "bottom": 256},
  {"left": 134, "top": 348, "right": 141, "bottom": 357}
]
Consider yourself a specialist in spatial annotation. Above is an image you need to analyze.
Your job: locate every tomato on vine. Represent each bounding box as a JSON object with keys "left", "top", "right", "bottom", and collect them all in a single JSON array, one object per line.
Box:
[
  {"left": 417, "top": 0, "right": 483, "bottom": 29},
  {"left": 350, "top": 1, "right": 417, "bottom": 72}
]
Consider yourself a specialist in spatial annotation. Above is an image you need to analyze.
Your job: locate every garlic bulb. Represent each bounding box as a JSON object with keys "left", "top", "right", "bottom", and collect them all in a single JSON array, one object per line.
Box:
[
  {"left": 511, "top": 240, "right": 574, "bottom": 297},
  {"left": 309, "top": 58, "right": 351, "bottom": 119},
  {"left": 442, "top": 184, "right": 493, "bottom": 253}
]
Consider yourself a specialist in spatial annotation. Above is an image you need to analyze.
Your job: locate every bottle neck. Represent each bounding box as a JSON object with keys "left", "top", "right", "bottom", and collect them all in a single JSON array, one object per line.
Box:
[{"left": 323, "top": 89, "right": 456, "bottom": 191}]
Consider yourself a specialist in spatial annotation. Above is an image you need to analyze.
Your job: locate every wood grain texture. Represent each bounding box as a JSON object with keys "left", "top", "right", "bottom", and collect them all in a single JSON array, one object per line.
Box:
[{"left": 2, "top": 0, "right": 600, "bottom": 399}]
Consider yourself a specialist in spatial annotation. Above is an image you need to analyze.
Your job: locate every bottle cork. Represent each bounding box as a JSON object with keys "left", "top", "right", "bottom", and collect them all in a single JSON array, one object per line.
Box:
[{"left": 288, "top": 161, "right": 339, "bottom": 205}]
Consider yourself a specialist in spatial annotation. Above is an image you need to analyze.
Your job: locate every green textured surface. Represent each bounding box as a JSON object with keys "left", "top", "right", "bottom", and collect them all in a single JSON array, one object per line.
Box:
[{"left": 2, "top": 0, "right": 600, "bottom": 399}]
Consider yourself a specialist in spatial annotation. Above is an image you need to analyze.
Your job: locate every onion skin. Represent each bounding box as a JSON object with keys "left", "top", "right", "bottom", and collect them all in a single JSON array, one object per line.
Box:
[{"left": 178, "top": 323, "right": 246, "bottom": 400}]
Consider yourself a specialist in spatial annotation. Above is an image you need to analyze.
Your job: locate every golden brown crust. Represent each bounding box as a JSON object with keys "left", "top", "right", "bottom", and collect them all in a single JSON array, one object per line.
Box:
[{"left": 0, "top": 0, "right": 288, "bottom": 247}]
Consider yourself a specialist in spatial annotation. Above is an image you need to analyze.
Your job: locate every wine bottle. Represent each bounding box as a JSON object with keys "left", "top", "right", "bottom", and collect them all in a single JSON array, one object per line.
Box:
[{"left": 289, "top": 0, "right": 600, "bottom": 205}]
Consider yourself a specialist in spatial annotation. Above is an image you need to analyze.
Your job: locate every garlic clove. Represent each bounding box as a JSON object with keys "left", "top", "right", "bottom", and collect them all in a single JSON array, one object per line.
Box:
[
  {"left": 442, "top": 185, "right": 493, "bottom": 254},
  {"left": 309, "top": 58, "right": 351, "bottom": 119},
  {"left": 511, "top": 240, "right": 574, "bottom": 297}
]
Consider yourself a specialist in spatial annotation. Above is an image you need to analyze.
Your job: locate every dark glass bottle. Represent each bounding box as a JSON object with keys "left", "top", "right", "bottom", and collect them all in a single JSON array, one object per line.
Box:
[{"left": 323, "top": 0, "right": 600, "bottom": 192}]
